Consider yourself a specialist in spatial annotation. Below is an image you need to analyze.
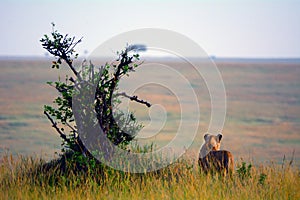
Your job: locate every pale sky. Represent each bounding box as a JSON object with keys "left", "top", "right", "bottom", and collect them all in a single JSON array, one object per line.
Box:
[{"left": 1, "top": 0, "right": 300, "bottom": 58}]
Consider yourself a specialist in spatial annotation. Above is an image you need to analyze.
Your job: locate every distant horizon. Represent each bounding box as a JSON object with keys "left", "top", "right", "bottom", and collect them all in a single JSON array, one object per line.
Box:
[{"left": 1, "top": 55, "right": 300, "bottom": 63}]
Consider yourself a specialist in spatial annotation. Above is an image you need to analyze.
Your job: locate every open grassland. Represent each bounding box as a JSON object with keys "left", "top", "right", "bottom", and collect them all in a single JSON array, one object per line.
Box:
[
  {"left": 0, "top": 58, "right": 300, "bottom": 199},
  {"left": 0, "top": 58, "right": 299, "bottom": 164},
  {"left": 0, "top": 154, "right": 299, "bottom": 200},
  {"left": 0, "top": 59, "right": 69, "bottom": 157}
]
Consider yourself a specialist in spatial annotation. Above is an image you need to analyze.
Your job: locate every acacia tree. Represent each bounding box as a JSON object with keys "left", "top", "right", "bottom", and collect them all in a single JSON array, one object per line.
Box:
[{"left": 40, "top": 24, "right": 150, "bottom": 160}]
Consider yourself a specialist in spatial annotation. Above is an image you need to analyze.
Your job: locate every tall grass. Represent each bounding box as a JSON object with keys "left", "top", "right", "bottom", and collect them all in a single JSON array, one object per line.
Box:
[{"left": 0, "top": 154, "right": 299, "bottom": 200}]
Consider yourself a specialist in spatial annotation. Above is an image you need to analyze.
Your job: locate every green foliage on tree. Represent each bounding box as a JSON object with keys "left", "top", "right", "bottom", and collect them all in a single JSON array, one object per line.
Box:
[{"left": 40, "top": 23, "right": 150, "bottom": 160}]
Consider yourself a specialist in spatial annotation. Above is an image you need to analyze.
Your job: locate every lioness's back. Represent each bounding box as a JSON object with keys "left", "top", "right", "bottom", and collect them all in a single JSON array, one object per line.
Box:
[{"left": 199, "top": 150, "right": 234, "bottom": 175}]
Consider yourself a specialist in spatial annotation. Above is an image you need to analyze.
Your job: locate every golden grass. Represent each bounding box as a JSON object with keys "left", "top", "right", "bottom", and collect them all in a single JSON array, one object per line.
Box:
[{"left": 0, "top": 154, "right": 299, "bottom": 200}]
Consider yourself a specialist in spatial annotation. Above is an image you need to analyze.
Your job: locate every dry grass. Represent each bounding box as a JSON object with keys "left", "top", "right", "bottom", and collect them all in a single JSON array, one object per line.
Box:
[{"left": 0, "top": 154, "right": 299, "bottom": 200}]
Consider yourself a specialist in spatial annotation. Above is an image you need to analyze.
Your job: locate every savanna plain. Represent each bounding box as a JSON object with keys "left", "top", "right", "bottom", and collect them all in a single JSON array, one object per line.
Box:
[{"left": 0, "top": 58, "right": 299, "bottom": 199}]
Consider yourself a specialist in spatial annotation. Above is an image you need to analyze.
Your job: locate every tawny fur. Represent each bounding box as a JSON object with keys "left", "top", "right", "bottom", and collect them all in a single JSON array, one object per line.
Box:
[
  {"left": 198, "top": 133, "right": 234, "bottom": 176},
  {"left": 199, "top": 150, "right": 234, "bottom": 176}
]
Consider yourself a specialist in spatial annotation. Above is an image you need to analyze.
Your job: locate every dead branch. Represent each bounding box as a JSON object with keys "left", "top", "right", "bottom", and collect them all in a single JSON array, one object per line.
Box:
[
  {"left": 44, "top": 111, "right": 72, "bottom": 145},
  {"left": 117, "top": 92, "right": 151, "bottom": 107}
]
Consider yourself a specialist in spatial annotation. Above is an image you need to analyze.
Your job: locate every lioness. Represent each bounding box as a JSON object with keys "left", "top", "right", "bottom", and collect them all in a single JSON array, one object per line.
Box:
[{"left": 198, "top": 133, "right": 234, "bottom": 176}]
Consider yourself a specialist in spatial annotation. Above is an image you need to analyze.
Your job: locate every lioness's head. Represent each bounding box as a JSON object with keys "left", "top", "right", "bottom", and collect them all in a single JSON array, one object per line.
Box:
[{"left": 203, "top": 133, "right": 222, "bottom": 151}]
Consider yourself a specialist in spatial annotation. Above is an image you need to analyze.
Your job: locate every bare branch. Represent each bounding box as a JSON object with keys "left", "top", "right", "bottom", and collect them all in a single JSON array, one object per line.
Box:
[
  {"left": 67, "top": 37, "right": 83, "bottom": 54},
  {"left": 117, "top": 92, "right": 151, "bottom": 107},
  {"left": 44, "top": 111, "right": 72, "bottom": 144}
]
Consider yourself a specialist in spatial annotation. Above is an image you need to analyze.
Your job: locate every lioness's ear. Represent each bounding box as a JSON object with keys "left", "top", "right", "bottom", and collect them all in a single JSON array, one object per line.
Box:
[
  {"left": 217, "top": 133, "right": 222, "bottom": 142},
  {"left": 204, "top": 134, "right": 209, "bottom": 141}
]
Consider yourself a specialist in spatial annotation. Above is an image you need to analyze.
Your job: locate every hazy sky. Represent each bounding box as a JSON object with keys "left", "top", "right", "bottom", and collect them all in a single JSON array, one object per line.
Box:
[{"left": 1, "top": 0, "right": 300, "bottom": 58}]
